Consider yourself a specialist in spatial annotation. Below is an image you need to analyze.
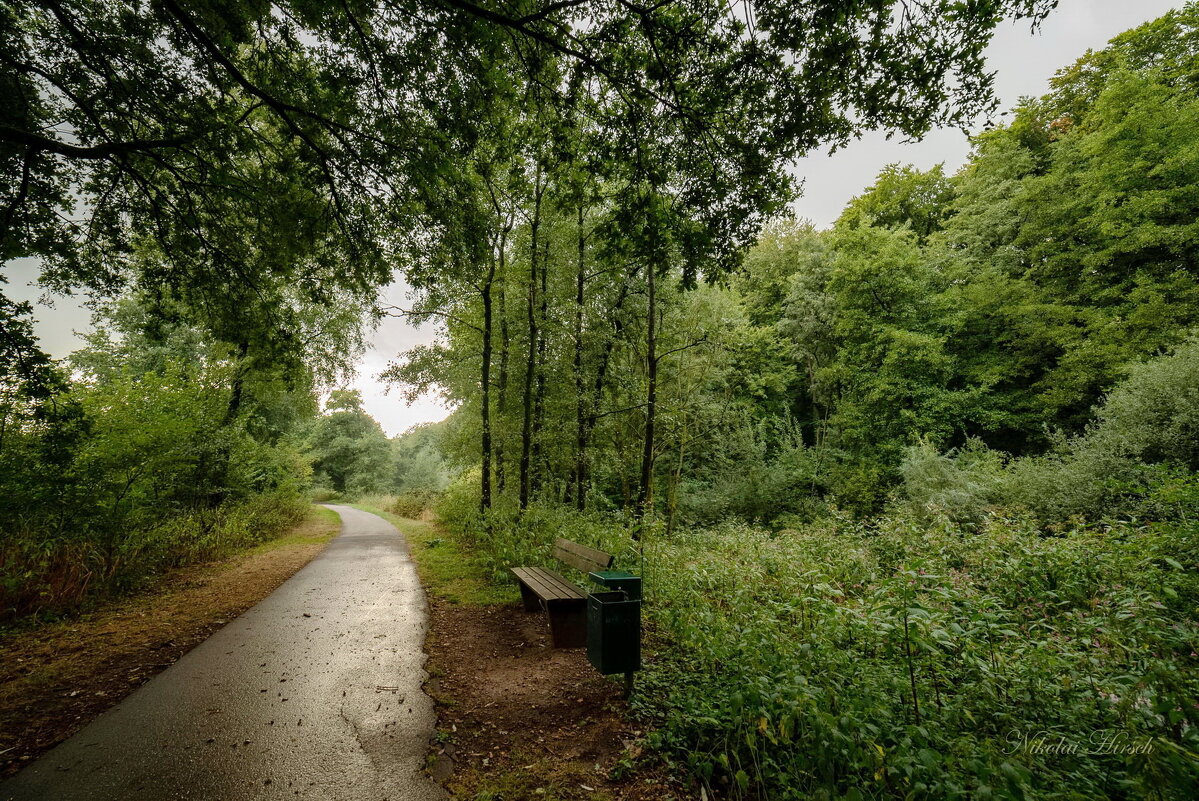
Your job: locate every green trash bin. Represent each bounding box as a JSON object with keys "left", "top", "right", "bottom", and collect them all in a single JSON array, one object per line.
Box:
[{"left": 587, "top": 590, "right": 641, "bottom": 675}]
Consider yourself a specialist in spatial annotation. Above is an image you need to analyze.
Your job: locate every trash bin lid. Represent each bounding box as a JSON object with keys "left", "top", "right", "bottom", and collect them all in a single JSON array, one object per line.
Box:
[{"left": 588, "top": 569, "right": 638, "bottom": 585}]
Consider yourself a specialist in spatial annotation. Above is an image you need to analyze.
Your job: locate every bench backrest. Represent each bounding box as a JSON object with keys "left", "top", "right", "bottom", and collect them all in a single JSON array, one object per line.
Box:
[{"left": 552, "top": 538, "right": 613, "bottom": 573}]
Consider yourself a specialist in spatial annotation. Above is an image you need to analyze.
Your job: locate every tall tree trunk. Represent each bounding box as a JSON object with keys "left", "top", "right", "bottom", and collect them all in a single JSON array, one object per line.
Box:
[
  {"left": 223, "top": 340, "right": 251, "bottom": 426},
  {"left": 479, "top": 254, "right": 496, "bottom": 514},
  {"left": 209, "top": 339, "right": 250, "bottom": 507},
  {"left": 519, "top": 167, "right": 543, "bottom": 511},
  {"left": 531, "top": 236, "right": 548, "bottom": 493},
  {"left": 496, "top": 231, "right": 510, "bottom": 494},
  {"left": 572, "top": 204, "right": 587, "bottom": 511},
  {"left": 635, "top": 264, "right": 656, "bottom": 526},
  {"left": 576, "top": 264, "right": 638, "bottom": 504},
  {"left": 665, "top": 417, "right": 688, "bottom": 536}
]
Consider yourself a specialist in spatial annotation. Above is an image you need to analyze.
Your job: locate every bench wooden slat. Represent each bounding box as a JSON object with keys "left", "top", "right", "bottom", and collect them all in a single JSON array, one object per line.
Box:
[
  {"left": 511, "top": 567, "right": 558, "bottom": 599},
  {"left": 512, "top": 567, "right": 557, "bottom": 599},
  {"left": 552, "top": 538, "right": 613, "bottom": 573},
  {"left": 511, "top": 566, "right": 585, "bottom": 600}
]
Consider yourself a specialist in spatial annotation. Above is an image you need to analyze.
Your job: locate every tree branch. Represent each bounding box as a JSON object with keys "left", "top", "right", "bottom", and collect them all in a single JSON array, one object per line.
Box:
[{"left": 0, "top": 124, "right": 196, "bottom": 161}]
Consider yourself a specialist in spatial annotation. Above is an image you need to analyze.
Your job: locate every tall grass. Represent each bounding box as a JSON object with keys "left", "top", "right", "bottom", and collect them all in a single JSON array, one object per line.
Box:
[
  {"left": 0, "top": 490, "right": 309, "bottom": 622},
  {"left": 637, "top": 515, "right": 1199, "bottom": 799}
]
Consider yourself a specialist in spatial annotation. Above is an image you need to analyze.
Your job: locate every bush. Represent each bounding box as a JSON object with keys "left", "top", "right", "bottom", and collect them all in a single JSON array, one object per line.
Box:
[
  {"left": 1094, "top": 336, "right": 1199, "bottom": 470},
  {"left": 391, "top": 489, "right": 443, "bottom": 519},
  {"left": 898, "top": 339, "right": 1199, "bottom": 527},
  {"left": 675, "top": 417, "right": 827, "bottom": 526},
  {"left": 899, "top": 438, "right": 1005, "bottom": 526}
]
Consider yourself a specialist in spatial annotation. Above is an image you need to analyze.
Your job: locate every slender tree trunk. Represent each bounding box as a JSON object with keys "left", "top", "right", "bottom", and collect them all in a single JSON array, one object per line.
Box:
[
  {"left": 496, "top": 231, "right": 510, "bottom": 494},
  {"left": 480, "top": 255, "right": 496, "bottom": 514},
  {"left": 572, "top": 204, "right": 587, "bottom": 510},
  {"left": 519, "top": 167, "right": 543, "bottom": 511},
  {"left": 223, "top": 340, "right": 251, "bottom": 426},
  {"left": 209, "top": 339, "right": 250, "bottom": 506},
  {"left": 576, "top": 264, "right": 638, "bottom": 502},
  {"left": 531, "top": 236, "right": 548, "bottom": 492},
  {"left": 635, "top": 264, "right": 656, "bottom": 526},
  {"left": 665, "top": 416, "right": 688, "bottom": 536}
]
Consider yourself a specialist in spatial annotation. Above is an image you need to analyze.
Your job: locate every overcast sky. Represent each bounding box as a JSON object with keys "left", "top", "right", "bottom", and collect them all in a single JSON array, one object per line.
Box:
[{"left": 7, "top": 0, "right": 1184, "bottom": 436}]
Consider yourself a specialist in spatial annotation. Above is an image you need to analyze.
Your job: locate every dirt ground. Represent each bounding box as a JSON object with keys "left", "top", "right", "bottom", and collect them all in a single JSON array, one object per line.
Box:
[
  {"left": 0, "top": 510, "right": 339, "bottom": 778},
  {"left": 424, "top": 598, "right": 684, "bottom": 801}
]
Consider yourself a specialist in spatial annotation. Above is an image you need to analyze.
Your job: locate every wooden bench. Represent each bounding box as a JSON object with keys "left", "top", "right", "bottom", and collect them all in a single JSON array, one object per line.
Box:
[{"left": 511, "top": 539, "right": 614, "bottom": 648}]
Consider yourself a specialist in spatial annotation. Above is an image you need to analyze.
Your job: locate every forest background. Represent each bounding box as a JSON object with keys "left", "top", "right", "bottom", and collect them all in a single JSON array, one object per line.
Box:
[{"left": 2, "top": 1, "right": 1198, "bottom": 798}]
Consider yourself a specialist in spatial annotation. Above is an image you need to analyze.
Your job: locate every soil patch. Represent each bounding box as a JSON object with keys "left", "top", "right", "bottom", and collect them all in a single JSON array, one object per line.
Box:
[
  {"left": 424, "top": 597, "right": 683, "bottom": 801},
  {"left": 0, "top": 506, "right": 340, "bottom": 777}
]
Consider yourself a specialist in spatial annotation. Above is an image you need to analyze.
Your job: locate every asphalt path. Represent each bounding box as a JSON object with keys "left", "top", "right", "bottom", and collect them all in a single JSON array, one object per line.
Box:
[{"left": 1, "top": 505, "right": 446, "bottom": 801}]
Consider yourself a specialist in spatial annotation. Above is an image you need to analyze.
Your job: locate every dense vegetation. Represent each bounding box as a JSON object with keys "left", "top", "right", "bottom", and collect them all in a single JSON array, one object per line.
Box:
[
  {"left": 3, "top": 0, "right": 1198, "bottom": 798},
  {"left": 403, "top": 4, "right": 1199, "bottom": 522},
  {"left": 396, "top": 8, "right": 1199, "bottom": 799},
  {"left": 3, "top": 0, "right": 1048, "bottom": 619},
  {"left": 0, "top": 298, "right": 319, "bottom": 618},
  {"left": 306, "top": 391, "right": 450, "bottom": 500}
]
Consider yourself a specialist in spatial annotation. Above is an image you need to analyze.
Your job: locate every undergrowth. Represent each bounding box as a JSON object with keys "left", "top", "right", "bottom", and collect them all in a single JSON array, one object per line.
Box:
[
  {"left": 436, "top": 483, "right": 1199, "bottom": 799},
  {"left": 0, "top": 490, "right": 310, "bottom": 623}
]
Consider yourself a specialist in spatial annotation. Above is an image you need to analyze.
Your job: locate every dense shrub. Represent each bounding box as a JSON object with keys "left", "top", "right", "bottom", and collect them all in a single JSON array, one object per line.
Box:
[
  {"left": 899, "top": 338, "right": 1199, "bottom": 527},
  {"left": 391, "top": 489, "right": 443, "bottom": 519},
  {"left": 676, "top": 417, "right": 827, "bottom": 527},
  {"left": 0, "top": 311, "right": 317, "bottom": 623},
  {"left": 899, "top": 438, "right": 1005, "bottom": 526},
  {"left": 436, "top": 471, "right": 639, "bottom": 585}
]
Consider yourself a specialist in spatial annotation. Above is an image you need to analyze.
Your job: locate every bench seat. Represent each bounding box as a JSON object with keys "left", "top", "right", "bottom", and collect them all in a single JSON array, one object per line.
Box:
[
  {"left": 510, "top": 539, "right": 614, "bottom": 649},
  {"left": 511, "top": 566, "right": 587, "bottom": 602},
  {"left": 510, "top": 566, "right": 587, "bottom": 647}
]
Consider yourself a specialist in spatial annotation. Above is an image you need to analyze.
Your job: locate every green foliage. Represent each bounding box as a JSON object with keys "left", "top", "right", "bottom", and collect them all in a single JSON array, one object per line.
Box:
[
  {"left": 305, "top": 389, "right": 392, "bottom": 496},
  {"left": 837, "top": 164, "right": 955, "bottom": 242},
  {"left": 390, "top": 490, "right": 443, "bottom": 519},
  {"left": 0, "top": 303, "right": 317, "bottom": 620},
  {"left": 400, "top": 5, "right": 1199, "bottom": 521},
  {"left": 0, "top": 491, "right": 309, "bottom": 619},
  {"left": 436, "top": 473, "right": 1199, "bottom": 800},
  {"left": 899, "top": 439, "right": 1005, "bottom": 526},
  {"left": 304, "top": 402, "right": 453, "bottom": 501},
  {"left": 391, "top": 422, "right": 452, "bottom": 493},
  {"left": 434, "top": 471, "right": 638, "bottom": 587},
  {"left": 898, "top": 338, "right": 1199, "bottom": 528},
  {"left": 634, "top": 515, "right": 1199, "bottom": 800},
  {"left": 1000, "top": 338, "right": 1199, "bottom": 525}
]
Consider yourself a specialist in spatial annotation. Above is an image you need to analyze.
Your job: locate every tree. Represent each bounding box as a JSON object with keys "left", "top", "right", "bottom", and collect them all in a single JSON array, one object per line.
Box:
[
  {"left": 837, "top": 164, "right": 955, "bottom": 243},
  {"left": 306, "top": 389, "right": 392, "bottom": 495},
  {"left": 4, "top": 0, "right": 1060, "bottom": 373}
]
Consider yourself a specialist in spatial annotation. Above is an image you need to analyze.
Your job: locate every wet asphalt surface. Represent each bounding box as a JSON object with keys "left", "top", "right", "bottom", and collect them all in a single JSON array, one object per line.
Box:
[{"left": 1, "top": 505, "right": 446, "bottom": 801}]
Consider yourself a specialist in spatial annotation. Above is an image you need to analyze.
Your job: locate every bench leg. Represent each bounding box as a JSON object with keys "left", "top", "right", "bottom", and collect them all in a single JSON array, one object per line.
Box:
[
  {"left": 517, "top": 582, "right": 541, "bottom": 613},
  {"left": 546, "top": 598, "right": 586, "bottom": 648}
]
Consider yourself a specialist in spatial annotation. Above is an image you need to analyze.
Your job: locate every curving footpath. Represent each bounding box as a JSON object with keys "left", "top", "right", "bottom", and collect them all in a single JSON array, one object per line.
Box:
[{"left": 1, "top": 505, "right": 446, "bottom": 801}]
